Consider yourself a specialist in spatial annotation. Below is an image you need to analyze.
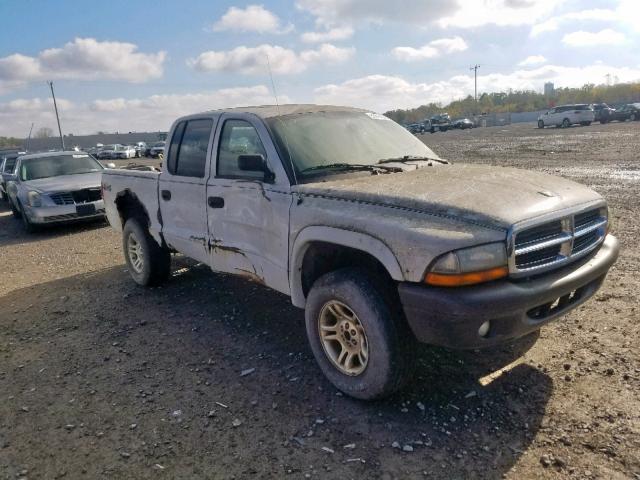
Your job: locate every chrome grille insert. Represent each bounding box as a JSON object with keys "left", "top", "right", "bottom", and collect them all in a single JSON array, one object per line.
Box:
[{"left": 509, "top": 207, "right": 607, "bottom": 277}]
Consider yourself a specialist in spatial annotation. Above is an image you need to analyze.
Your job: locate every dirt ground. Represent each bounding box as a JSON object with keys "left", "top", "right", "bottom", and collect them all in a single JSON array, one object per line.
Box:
[{"left": 0, "top": 121, "right": 638, "bottom": 480}]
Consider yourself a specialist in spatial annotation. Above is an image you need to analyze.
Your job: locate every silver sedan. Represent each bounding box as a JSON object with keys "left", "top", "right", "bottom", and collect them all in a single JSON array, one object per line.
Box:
[{"left": 7, "top": 151, "right": 107, "bottom": 232}]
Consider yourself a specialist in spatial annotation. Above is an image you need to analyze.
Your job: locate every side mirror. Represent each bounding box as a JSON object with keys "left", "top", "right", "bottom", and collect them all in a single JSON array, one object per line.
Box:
[
  {"left": 238, "top": 154, "right": 274, "bottom": 182},
  {"left": 106, "top": 163, "right": 116, "bottom": 169}
]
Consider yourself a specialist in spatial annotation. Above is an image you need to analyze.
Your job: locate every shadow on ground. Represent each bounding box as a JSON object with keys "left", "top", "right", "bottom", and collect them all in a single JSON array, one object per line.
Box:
[{"left": 0, "top": 259, "right": 552, "bottom": 479}]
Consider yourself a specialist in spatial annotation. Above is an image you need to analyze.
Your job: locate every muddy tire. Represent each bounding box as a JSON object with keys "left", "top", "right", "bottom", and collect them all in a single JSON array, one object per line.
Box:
[
  {"left": 304, "top": 268, "right": 413, "bottom": 400},
  {"left": 538, "top": 120, "right": 544, "bottom": 129},
  {"left": 122, "top": 218, "right": 171, "bottom": 286}
]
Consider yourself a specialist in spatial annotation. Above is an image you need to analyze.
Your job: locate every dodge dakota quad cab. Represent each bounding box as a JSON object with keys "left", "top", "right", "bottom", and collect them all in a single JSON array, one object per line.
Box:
[{"left": 102, "top": 105, "right": 619, "bottom": 400}]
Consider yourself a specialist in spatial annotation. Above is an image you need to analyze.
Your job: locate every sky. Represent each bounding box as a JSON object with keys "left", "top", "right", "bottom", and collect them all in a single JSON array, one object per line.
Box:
[{"left": 0, "top": 0, "right": 639, "bottom": 137}]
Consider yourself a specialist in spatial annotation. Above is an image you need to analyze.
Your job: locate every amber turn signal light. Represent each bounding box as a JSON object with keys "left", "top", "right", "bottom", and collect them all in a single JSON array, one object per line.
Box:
[{"left": 425, "top": 266, "right": 509, "bottom": 287}]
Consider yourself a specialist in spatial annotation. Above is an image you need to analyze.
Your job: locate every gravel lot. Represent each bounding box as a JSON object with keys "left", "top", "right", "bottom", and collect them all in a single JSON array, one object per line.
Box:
[{"left": 1, "top": 121, "right": 638, "bottom": 479}]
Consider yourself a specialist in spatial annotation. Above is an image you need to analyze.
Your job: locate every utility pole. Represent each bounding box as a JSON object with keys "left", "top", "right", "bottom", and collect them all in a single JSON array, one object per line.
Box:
[
  {"left": 470, "top": 64, "right": 480, "bottom": 104},
  {"left": 26, "top": 122, "right": 34, "bottom": 152},
  {"left": 47, "top": 81, "right": 65, "bottom": 151}
]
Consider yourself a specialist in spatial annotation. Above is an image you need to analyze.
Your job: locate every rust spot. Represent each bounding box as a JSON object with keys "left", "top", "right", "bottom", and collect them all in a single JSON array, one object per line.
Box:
[{"left": 234, "top": 268, "right": 266, "bottom": 285}]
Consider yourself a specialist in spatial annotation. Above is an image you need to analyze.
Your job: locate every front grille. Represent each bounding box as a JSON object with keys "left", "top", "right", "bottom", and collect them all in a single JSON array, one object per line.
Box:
[
  {"left": 72, "top": 188, "right": 101, "bottom": 203},
  {"left": 510, "top": 207, "right": 607, "bottom": 276},
  {"left": 50, "top": 192, "right": 74, "bottom": 205},
  {"left": 50, "top": 189, "right": 101, "bottom": 205}
]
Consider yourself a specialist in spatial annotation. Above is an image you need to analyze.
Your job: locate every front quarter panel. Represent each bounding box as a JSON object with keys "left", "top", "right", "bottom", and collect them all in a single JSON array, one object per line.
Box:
[{"left": 288, "top": 193, "right": 506, "bottom": 307}]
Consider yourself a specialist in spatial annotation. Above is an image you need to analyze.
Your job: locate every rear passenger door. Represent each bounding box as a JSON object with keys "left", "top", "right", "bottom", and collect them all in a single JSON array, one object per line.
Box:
[{"left": 159, "top": 117, "right": 216, "bottom": 264}]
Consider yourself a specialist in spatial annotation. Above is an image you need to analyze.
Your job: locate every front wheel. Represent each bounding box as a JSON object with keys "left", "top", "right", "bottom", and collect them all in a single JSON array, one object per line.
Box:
[
  {"left": 304, "top": 268, "right": 413, "bottom": 400},
  {"left": 631, "top": 113, "right": 637, "bottom": 121},
  {"left": 538, "top": 120, "right": 544, "bottom": 129},
  {"left": 562, "top": 118, "right": 571, "bottom": 128},
  {"left": 19, "top": 201, "right": 38, "bottom": 233},
  {"left": 122, "top": 218, "right": 171, "bottom": 286}
]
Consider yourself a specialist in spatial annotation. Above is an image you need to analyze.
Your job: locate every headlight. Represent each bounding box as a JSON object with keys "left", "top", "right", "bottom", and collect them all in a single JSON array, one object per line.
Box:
[
  {"left": 27, "top": 191, "right": 42, "bottom": 207},
  {"left": 425, "top": 242, "right": 508, "bottom": 287}
]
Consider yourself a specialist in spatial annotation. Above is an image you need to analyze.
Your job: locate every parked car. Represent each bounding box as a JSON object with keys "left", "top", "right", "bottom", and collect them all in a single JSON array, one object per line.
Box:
[
  {"left": 96, "top": 145, "right": 118, "bottom": 160},
  {"left": 148, "top": 141, "right": 166, "bottom": 158},
  {"left": 452, "top": 118, "right": 474, "bottom": 129},
  {"left": 101, "top": 104, "right": 619, "bottom": 400},
  {"left": 133, "top": 142, "right": 147, "bottom": 158},
  {"left": 6, "top": 151, "right": 106, "bottom": 232},
  {"left": 538, "top": 104, "right": 594, "bottom": 128},
  {"left": 115, "top": 145, "right": 136, "bottom": 160},
  {"left": 405, "top": 123, "right": 424, "bottom": 134},
  {"left": 429, "top": 113, "right": 451, "bottom": 132},
  {"left": 0, "top": 151, "right": 22, "bottom": 201},
  {"left": 591, "top": 103, "right": 615, "bottom": 123},
  {"left": 600, "top": 103, "right": 640, "bottom": 123}
]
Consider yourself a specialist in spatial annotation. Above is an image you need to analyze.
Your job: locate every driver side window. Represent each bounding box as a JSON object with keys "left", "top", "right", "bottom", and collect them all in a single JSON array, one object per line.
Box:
[{"left": 217, "top": 119, "right": 267, "bottom": 180}]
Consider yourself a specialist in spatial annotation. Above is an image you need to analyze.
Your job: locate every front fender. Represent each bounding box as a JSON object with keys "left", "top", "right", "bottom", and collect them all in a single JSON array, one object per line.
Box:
[{"left": 289, "top": 226, "right": 404, "bottom": 308}]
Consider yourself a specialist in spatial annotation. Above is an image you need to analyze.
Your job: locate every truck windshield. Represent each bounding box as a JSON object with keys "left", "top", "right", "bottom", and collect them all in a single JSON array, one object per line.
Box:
[
  {"left": 266, "top": 111, "right": 439, "bottom": 178},
  {"left": 20, "top": 154, "right": 103, "bottom": 181}
]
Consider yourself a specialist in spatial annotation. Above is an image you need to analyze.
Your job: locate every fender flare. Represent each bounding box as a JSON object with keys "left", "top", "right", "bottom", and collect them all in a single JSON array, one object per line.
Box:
[{"left": 289, "top": 226, "right": 404, "bottom": 308}]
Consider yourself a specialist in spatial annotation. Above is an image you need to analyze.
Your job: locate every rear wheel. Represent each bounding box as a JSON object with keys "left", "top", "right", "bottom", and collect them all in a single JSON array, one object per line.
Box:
[
  {"left": 537, "top": 120, "right": 544, "bottom": 129},
  {"left": 562, "top": 118, "right": 571, "bottom": 128},
  {"left": 631, "top": 113, "right": 637, "bottom": 121},
  {"left": 304, "top": 268, "right": 413, "bottom": 400},
  {"left": 122, "top": 218, "right": 171, "bottom": 286}
]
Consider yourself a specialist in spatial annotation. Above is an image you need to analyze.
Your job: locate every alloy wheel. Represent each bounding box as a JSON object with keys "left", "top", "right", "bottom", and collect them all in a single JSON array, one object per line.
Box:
[{"left": 318, "top": 300, "right": 369, "bottom": 376}]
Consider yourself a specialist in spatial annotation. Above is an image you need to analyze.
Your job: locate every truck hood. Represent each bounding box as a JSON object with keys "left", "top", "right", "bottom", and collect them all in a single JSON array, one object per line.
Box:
[
  {"left": 24, "top": 172, "right": 103, "bottom": 193},
  {"left": 296, "top": 164, "right": 603, "bottom": 230}
]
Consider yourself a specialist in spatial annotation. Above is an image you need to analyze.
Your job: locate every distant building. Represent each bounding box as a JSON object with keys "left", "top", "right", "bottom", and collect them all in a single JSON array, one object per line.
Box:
[{"left": 544, "top": 82, "right": 555, "bottom": 97}]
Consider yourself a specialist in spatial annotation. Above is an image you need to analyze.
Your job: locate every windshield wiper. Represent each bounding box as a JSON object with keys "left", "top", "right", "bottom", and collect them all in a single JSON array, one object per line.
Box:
[
  {"left": 299, "top": 163, "right": 402, "bottom": 174},
  {"left": 377, "top": 155, "right": 448, "bottom": 165}
]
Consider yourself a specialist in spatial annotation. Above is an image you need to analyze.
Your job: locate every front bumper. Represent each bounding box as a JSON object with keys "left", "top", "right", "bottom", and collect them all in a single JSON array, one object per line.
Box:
[
  {"left": 398, "top": 234, "right": 619, "bottom": 350},
  {"left": 25, "top": 199, "right": 106, "bottom": 224}
]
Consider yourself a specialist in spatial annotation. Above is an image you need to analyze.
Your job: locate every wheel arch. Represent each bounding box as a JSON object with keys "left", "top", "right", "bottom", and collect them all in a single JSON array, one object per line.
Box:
[
  {"left": 114, "top": 189, "right": 163, "bottom": 246},
  {"left": 290, "top": 226, "right": 404, "bottom": 308}
]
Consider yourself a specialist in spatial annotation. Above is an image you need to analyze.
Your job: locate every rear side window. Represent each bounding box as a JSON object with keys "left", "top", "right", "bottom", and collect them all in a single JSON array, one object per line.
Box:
[
  {"left": 167, "top": 119, "right": 213, "bottom": 178},
  {"left": 167, "top": 122, "right": 186, "bottom": 174}
]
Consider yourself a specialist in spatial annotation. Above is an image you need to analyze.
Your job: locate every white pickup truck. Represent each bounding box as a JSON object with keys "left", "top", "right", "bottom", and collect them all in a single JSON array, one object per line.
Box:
[{"left": 102, "top": 105, "right": 619, "bottom": 399}]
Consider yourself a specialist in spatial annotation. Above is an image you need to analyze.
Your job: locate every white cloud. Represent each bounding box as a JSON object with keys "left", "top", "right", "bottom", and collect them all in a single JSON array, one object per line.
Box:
[
  {"left": 212, "top": 5, "right": 292, "bottom": 34},
  {"left": 188, "top": 43, "right": 354, "bottom": 75},
  {"left": 0, "top": 38, "right": 165, "bottom": 93},
  {"left": 314, "top": 64, "right": 640, "bottom": 112},
  {"left": 438, "top": 0, "right": 561, "bottom": 28},
  {"left": 392, "top": 36, "right": 468, "bottom": 62},
  {"left": 562, "top": 29, "right": 626, "bottom": 47},
  {"left": 300, "top": 26, "right": 354, "bottom": 43},
  {"left": 295, "top": 0, "right": 457, "bottom": 27},
  {"left": 518, "top": 55, "right": 547, "bottom": 66},
  {"left": 0, "top": 86, "right": 289, "bottom": 137},
  {"left": 296, "top": 0, "right": 561, "bottom": 28},
  {"left": 530, "top": 9, "right": 619, "bottom": 36}
]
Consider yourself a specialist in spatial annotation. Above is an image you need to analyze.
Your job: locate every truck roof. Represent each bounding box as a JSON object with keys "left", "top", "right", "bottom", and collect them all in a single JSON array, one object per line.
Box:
[{"left": 205, "top": 104, "right": 369, "bottom": 119}]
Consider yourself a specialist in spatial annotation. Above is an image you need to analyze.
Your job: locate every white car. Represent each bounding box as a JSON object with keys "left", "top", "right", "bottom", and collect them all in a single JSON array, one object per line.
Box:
[
  {"left": 115, "top": 145, "right": 136, "bottom": 160},
  {"left": 538, "top": 104, "right": 594, "bottom": 128}
]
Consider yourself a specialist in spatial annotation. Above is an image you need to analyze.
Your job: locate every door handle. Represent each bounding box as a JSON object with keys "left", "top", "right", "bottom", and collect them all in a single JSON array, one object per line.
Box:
[
  {"left": 208, "top": 196, "right": 224, "bottom": 208},
  {"left": 161, "top": 190, "right": 171, "bottom": 201}
]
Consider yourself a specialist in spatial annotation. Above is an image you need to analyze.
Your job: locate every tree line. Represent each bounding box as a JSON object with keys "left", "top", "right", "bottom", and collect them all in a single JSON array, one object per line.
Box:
[{"left": 385, "top": 82, "right": 640, "bottom": 124}]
